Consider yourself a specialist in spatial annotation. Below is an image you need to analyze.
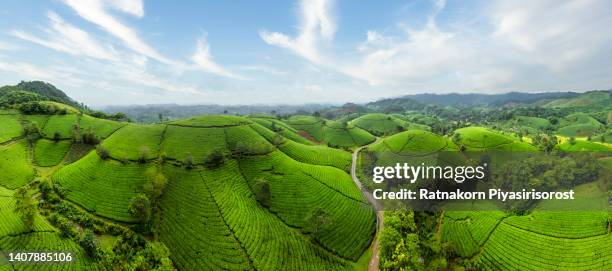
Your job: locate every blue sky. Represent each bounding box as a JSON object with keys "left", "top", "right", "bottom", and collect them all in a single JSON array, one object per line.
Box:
[{"left": 0, "top": 0, "right": 611, "bottom": 106}]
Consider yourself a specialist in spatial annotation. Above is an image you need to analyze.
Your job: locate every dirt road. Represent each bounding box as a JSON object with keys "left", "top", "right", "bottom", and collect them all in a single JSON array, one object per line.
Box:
[{"left": 351, "top": 142, "right": 384, "bottom": 271}]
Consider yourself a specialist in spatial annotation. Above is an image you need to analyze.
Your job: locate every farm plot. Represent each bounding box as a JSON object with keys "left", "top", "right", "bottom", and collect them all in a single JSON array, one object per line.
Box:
[
  {"left": 52, "top": 152, "right": 151, "bottom": 222},
  {"left": 557, "top": 113, "right": 604, "bottom": 137},
  {"left": 101, "top": 124, "right": 164, "bottom": 161},
  {"left": 225, "top": 125, "right": 275, "bottom": 155},
  {"left": 250, "top": 117, "right": 314, "bottom": 145},
  {"left": 454, "top": 126, "right": 537, "bottom": 151},
  {"left": 0, "top": 232, "right": 96, "bottom": 270},
  {"left": 34, "top": 139, "right": 71, "bottom": 166},
  {"left": 161, "top": 125, "right": 228, "bottom": 164},
  {"left": 556, "top": 140, "right": 612, "bottom": 152},
  {"left": 22, "top": 115, "right": 49, "bottom": 130},
  {"left": 349, "top": 113, "right": 429, "bottom": 136},
  {"left": 79, "top": 115, "right": 126, "bottom": 139},
  {"left": 0, "top": 188, "right": 55, "bottom": 238},
  {"left": 0, "top": 114, "right": 22, "bottom": 143},
  {"left": 41, "top": 114, "right": 78, "bottom": 139},
  {"left": 169, "top": 115, "right": 250, "bottom": 127},
  {"left": 159, "top": 165, "right": 251, "bottom": 270},
  {"left": 504, "top": 211, "right": 608, "bottom": 238},
  {"left": 239, "top": 151, "right": 375, "bottom": 260},
  {"left": 203, "top": 160, "right": 354, "bottom": 270},
  {"left": 476, "top": 222, "right": 611, "bottom": 270},
  {"left": 0, "top": 141, "right": 34, "bottom": 189},
  {"left": 278, "top": 140, "right": 352, "bottom": 172}
]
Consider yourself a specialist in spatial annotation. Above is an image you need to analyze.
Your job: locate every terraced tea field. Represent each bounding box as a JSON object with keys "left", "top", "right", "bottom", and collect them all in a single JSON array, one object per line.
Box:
[
  {"left": 349, "top": 113, "right": 430, "bottom": 136},
  {"left": 285, "top": 115, "right": 376, "bottom": 148},
  {"left": 34, "top": 139, "right": 72, "bottom": 166},
  {"left": 454, "top": 126, "right": 537, "bottom": 151},
  {"left": 0, "top": 141, "right": 34, "bottom": 189},
  {"left": 0, "top": 114, "right": 22, "bottom": 143}
]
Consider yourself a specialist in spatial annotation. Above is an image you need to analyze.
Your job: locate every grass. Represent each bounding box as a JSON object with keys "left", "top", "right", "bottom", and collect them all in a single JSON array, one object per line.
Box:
[
  {"left": 286, "top": 115, "right": 376, "bottom": 148},
  {"left": 41, "top": 114, "right": 78, "bottom": 139},
  {"left": 53, "top": 152, "right": 152, "bottom": 222},
  {"left": 349, "top": 113, "right": 430, "bottom": 136},
  {"left": 34, "top": 139, "right": 71, "bottom": 166},
  {"left": 250, "top": 116, "right": 315, "bottom": 145},
  {"left": 161, "top": 125, "right": 228, "bottom": 164},
  {"left": 101, "top": 123, "right": 165, "bottom": 161},
  {"left": 0, "top": 232, "right": 97, "bottom": 270},
  {"left": 239, "top": 150, "right": 375, "bottom": 260},
  {"left": 557, "top": 113, "right": 605, "bottom": 137},
  {"left": 169, "top": 115, "right": 250, "bottom": 127},
  {"left": 556, "top": 140, "right": 612, "bottom": 152},
  {"left": 0, "top": 114, "right": 22, "bottom": 143},
  {"left": 80, "top": 114, "right": 126, "bottom": 139},
  {"left": 0, "top": 141, "right": 34, "bottom": 189},
  {"left": 454, "top": 126, "right": 537, "bottom": 151}
]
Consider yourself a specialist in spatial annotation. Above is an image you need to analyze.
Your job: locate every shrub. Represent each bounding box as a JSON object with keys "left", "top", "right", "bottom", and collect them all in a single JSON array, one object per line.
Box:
[
  {"left": 138, "top": 146, "right": 150, "bottom": 163},
  {"left": 128, "top": 194, "right": 151, "bottom": 224},
  {"left": 80, "top": 230, "right": 99, "bottom": 259},
  {"left": 204, "top": 150, "right": 225, "bottom": 169},
  {"left": 97, "top": 145, "right": 110, "bottom": 160},
  {"left": 252, "top": 179, "right": 271, "bottom": 208},
  {"left": 184, "top": 153, "right": 194, "bottom": 169}
]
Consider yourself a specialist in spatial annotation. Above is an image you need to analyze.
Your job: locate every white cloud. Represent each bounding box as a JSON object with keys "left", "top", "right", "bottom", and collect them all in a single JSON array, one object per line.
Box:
[
  {"left": 260, "top": 0, "right": 336, "bottom": 63},
  {"left": 11, "top": 12, "right": 118, "bottom": 61},
  {"left": 59, "top": 0, "right": 175, "bottom": 65},
  {"left": 191, "top": 38, "right": 246, "bottom": 80}
]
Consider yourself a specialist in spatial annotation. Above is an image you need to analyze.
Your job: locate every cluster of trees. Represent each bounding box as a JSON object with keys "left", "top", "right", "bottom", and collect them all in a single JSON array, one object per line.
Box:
[{"left": 380, "top": 210, "right": 454, "bottom": 270}]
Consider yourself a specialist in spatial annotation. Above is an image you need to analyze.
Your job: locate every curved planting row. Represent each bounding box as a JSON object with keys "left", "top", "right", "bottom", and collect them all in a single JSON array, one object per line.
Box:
[
  {"left": 250, "top": 117, "right": 314, "bottom": 145},
  {"left": 239, "top": 151, "right": 375, "bottom": 260},
  {"left": 441, "top": 219, "right": 479, "bottom": 257},
  {"left": 476, "top": 222, "right": 611, "bottom": 270},
  {"left": 0, "top": 190, "right": 55, "bottom": 238},
  {"left": 454, "top": 127, "right": 537, "bottom": 151},
  {"left": 0, "top": 141, "right": 34, "bottom": 189},
  {"left": 349, "top": 113, "right": 429, "bottom": 136},
  {"left": 503, "top": 211, "right": 608, "bottom": 238},
  {"left": 161, "top": 125, "right": 228, "bottom": 164},
  {"left": 41, "top": 114, "right": 78, "bottom": 139},
  {"left": 0, "top": 114, "right": 22, "bottom": 143},
  {"left": 79, "top": 115, "right": 126, "bottom": 139},
  {"left": 203, "top": 160, "right": 353, "bottom": 270},
  {"left": 101, "top": 124, "right": 164, "bottom": 161},
  {"left": 159, "top": 165, "right": 251, "bottom": 270},
  {"left": 0, "top": 232, "right": 97, "bottom": 270},
  {"left": 34, "top": 139, "right": 71, "bottom": 167},
  {"left": 52, "top": 152, "right": 151, "bottom": 222}
]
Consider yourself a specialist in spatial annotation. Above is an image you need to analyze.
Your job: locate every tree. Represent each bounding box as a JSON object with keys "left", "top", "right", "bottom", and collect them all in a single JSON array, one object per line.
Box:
[
  {"left": 128, "top": 194, "right": 151, "bottom": 224},
  {"left": 452, "top": 132, "right": 461, "bottom": 144},
  {"left": 569, "top": 137, "right": 576, "bottom": 145},
  {"left": 303, "top": 208, "right": 329, "bottom": 235},
  {"left": 205, "top": 150, "right": 225, "bottom": 168},
  {"left": 14, "top": 187, "right": 37, "bottom": 232},
  {"left": 252, "top": 179, "right": 271, "bottom": 208},
  {"left": 97, "top": 145, "right": 110, "bottom": 160},
  {"left": 138, "top": 146, "right": 150, "bottom": 163},
  {"left": 273, "top": 134, "right": 284, "bottom": 147},
  {"left": 184, "top": 153, "right": 194, "bottom": 169},
  {"left": 144, "top": 173, "right": 167, "bottom": 201},
  {"left": 312, "top": 111, "right": 321, "bottom": 117},
  {"left": 80, "top": 230, "right": 99, "bottom": 259},
  {"left": 158, "top": 113, "right": 163, "bottom": 123}
]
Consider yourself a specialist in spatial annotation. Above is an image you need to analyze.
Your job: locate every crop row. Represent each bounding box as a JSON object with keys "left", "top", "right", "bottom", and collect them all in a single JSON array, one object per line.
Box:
[
  {"left": 53, "top": 152, "right": 150, "bottom": 222},
  {"left": 159, "top": 165, "right": 251, "bottom": 270},
  {"left": 503, "top": 211, "right": 608, "bottom": 238},
  {"left": 0, "top": 193, "right": 55, "bottom": 238},
  {"left": 441, "top": 219, "right": 479, "bottom": 257},
  {"left": 0, "top": 141, "right": 34, "bottom": 189},
  {"left": 477, "top": 222, "right": 611, "bottom": 270},
  {"left": 239, "top": 151, "right": 375, "bottom": 260},
  {"left": 0, "top": 114, "right": 22, "bottom": 143},
  {"left": 203, "top": 160, "right": 352, "bottom": 270},
  {"left": 0, "top": 232, "right": 96, "bottom": 271},
  {"left": 34, "top": 139, "right": 72, "bottom": 167}
]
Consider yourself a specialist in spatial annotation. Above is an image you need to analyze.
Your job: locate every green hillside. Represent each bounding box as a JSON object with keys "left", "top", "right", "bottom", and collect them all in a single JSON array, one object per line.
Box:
[
  {"left": 557, "top": 112, "right": 605, "bottom": 137},
  {"left": 45, "top": 114, "right": 375, "bottom": 269},
  {"left": 285, "top": 115, "right": 376, "bottom": 148},
  {"left": 348, "top": 113, "right": 430, "bottom": 136},
  {"left": 454, "top": 126, "right": 537, "bottom": 151},
  {"left": 544, "top": 91, "right": 611, "bottom": 108}
]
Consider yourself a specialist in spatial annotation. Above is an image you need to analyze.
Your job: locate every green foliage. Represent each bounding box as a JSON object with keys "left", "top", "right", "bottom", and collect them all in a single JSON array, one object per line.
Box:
[
  {"left": 34, "top": 139, "right": 71, "bottom": 166},
  {"left": 0, "top": 114, "right": 22, "bottom": 143},
  {"left": 129, "top": 193, "right": 152, "bottom": 224},
  {"left": 0, "top": 141, "right": 34, "bottom": 189},
  {"left": 53, "top": 152, "right": 151, "bottom": 222},
  {"left": 13, "top": 188, "right": 37, "bottom": 232},
  {"left": 286, "top": 115, "right": 376, "bottom": 148},
  {"left": 102, "top": 124, "right": 164, "bottom": 161},
  {"left": 349, "top": 113, "right": 430, "bottom": 136},
  {"left": 41, "top": 114, "right": 78, "bottom": 139},
  {"left": 0, "top": 89, "right": 43, "bottom": 106}
]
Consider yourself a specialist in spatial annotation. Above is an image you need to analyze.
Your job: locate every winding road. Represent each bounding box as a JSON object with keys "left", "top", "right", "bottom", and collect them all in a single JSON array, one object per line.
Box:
[{"left": 351, "top": 141, "right": 383, "bottom": 271}]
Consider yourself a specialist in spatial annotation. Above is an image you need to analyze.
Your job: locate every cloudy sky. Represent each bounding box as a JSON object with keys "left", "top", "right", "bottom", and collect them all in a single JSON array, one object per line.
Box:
[{"left": 0, "top": 0, "right": 611, "bottom": 106}]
